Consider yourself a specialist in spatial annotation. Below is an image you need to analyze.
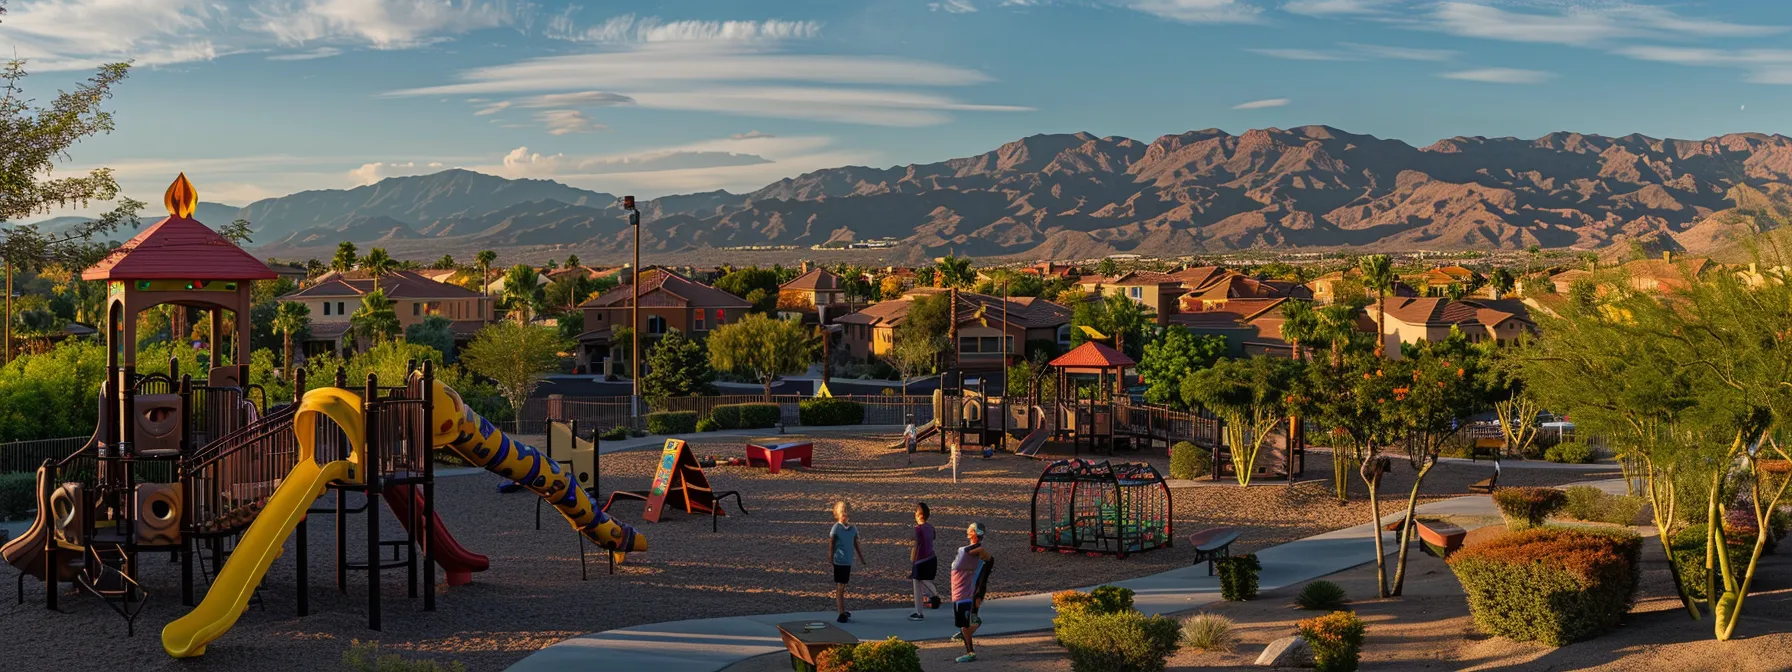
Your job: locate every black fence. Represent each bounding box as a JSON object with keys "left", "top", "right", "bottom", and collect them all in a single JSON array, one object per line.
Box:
[{"left": 0, "top": 435, "right": 90, "bottom": 475}]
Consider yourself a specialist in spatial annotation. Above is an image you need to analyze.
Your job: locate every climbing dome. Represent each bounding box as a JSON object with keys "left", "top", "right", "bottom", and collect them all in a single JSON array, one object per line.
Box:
[{"left": 1029, "top": 459, "right": 1172, "bottom": 558}]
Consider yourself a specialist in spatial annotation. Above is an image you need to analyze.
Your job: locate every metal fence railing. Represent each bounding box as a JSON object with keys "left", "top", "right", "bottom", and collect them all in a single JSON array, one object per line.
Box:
[
  {"left": 527, "top": 394, "right": 939, "bottom": 432},
  {"left": 0, "top": 435, "right": 90, "bottom": 474}
]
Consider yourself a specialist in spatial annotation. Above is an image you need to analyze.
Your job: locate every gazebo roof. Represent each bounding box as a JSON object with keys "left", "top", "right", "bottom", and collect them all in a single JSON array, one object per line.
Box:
[
  {"left": 1049, "top": 341, "right": 1136, "bottom": 369},
  {"left": 82, "top": 174, "right": 276, "bottom": 282}
]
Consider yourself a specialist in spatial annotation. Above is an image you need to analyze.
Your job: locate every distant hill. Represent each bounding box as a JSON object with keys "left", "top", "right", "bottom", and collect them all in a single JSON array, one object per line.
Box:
[
  {"left": 220, "top": 126, "right": 1792, "bottom": 262},
  {"left": 26, "top": 202, "right": 242, "bottom": 241}
]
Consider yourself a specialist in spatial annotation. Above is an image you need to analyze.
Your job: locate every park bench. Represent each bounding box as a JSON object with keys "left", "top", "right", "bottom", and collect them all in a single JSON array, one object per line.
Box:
[
  {"left": 1188, "top": 527, "right": 1241, "bottom": 575},
  {"left": 776, "top": 620, "right": 858, "bottom": 672},
  {"left": 1468, "top": 473, "right": 1498, "bottom": 494},
  {"left": 1415, "top": 519, "right": 1467, "bottom": 558}
]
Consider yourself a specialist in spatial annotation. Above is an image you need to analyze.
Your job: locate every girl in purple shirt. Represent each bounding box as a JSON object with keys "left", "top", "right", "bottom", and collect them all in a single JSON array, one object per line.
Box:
[{"left": 907, "top": 502, "right": 941, "bottom": 621}]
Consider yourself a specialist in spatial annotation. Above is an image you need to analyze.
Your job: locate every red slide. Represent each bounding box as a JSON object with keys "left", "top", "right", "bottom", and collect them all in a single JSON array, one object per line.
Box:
[{"left": 381, "top": 484, "right": 490, "bottom": 586}]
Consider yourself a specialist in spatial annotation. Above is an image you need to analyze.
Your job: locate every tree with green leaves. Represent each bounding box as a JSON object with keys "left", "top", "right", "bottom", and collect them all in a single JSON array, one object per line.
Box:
[
  {"left": 706, "top": 313, "right": 811, "bottom": 396},
  {"left": 1096, "top": 258, "right": 1120, "bottom": 277},
  {"left": 500, "top": 263, "right": 544, "bottom": 323},
  {"left": 475, "top": 250, "right": 497, "bottom": 296},
  {"left": 1382, "top": 331, "right": 1490, "bottom": 595},
  {"left": 272, "top": 301, "right": 310, "bottom": 377},
  {"left": 642, "top": 329, "right": 716, "bottom": 401},
  {"left": 462, "top": 321, "right": 568, "bottom": 416},
  {"left": 1488, "top": 267, "right": 1516, "bottom": 297},
  {"left": 888, "top": 301, "right": 950, "bottom": 411},
  {"left": 1296, "top": 350, "right": 1402, "bottom": 590},
  {"left": 935, "top": 256, "right": 976, "bottom": 289},
  {"left": 1358, "top": 255, "right": 1394, "bottom": 357},
  {"left": 544, "top": 274, "right": 595, "bottom": 314},
  {"left": 433, "top": 254, "right": 456, "bottom": 270},
  {"left": 359, "top": 247, "right": 397, "bottom": 291},
  {"left": 403, "top": 314, "right": 456, "bottom": 362},
  {"left": 1279, "top": 300, "right": 1319, "bottom": 363},
  {"left": 565, "top": 253, "right": 580, "bottom": 269},
  {"left": 331, "top": 241, "right": 358, "bottom": 273},
  {"left": 1138, "top": 325, "right": 1227, "bottom": 408},
  {"left": 1070, "top": 292, "right": 1152, "bottom": 359},
  {"left": 713, "top": 266, "right": 784, "bottom": 313},
  {"left": 1182, "top": 356, "right": 1302, "bottom": 486},
  {"left": 349, "top": 288, "right": 400, "bottom": 345}
]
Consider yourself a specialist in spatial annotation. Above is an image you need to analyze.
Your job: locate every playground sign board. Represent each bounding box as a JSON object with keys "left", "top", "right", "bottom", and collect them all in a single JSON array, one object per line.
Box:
[{"left": 642, "top": 439, "right": 716, "bottom": 522}]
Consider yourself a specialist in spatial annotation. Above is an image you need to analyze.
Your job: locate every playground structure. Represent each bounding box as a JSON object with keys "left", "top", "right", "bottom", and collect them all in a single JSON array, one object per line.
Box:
[
  {"left": 1029, "top": 459, "right": 1173, "bottom": 558},
  {"left": 0, "top": 175, "right": 645, "bottom": 660},
  {"left": 939, "top": 372, "right": 1004, "bottom": 454},
  {"left": 603, "top": 438, "right": 747, "bottom": 533}
]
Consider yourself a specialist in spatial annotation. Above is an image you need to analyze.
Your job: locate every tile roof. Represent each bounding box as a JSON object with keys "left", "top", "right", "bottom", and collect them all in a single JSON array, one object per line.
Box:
[
  {"left": 285, "top": 270, "right": 482, "bottom": 300},
  {"left": 906, "top": 287, "right": 1072, "bottom": 329},
  {"left": 1377, "top": 297, "right": 1534, "bottom": 329},
  {"left": 83, "top": 215, "right": 276, "bottom": 281},
  {"left": 579, "top": 266, "right": 751, "bottom": 309},
  {"left": 1049, "top": 341, "right": 1136, "bottom": 369},
  {"left": 1170, "top": 265, "right": 1227, "bottom": 287},
  {"left": 781, "top": 268, "right": 843, "bottom": 291}
]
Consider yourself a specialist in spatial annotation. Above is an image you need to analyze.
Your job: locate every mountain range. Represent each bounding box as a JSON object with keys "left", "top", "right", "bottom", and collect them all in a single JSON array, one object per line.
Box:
[{"left": 36, "top": 125, "right": 1792, "bottom": 263}]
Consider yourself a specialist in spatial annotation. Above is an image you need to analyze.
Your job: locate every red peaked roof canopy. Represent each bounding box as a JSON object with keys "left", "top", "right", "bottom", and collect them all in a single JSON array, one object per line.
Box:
[
  {"left": 82, "top": 174, "right": 276, "bottom": 281},
  {"left": 1049, "top": 341, "right": 1136, "bottom": 369}
]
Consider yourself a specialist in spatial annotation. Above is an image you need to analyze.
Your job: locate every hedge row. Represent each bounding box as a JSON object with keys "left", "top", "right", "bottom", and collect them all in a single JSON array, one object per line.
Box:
[
  {"left": 646, "top": 411, "right": 699, "bottom": 435},
  {"left": 799, "top": 398, "right": 865, "bottom": 426},
  {"left": 817, "top": 636, "right": 922, "bottom": 672},
  {"left": 711, "top": 403, "right": 781, "bottom": 430},
  {"left": 1448, "top": 526, "right": 1641, "bottom": 645}
]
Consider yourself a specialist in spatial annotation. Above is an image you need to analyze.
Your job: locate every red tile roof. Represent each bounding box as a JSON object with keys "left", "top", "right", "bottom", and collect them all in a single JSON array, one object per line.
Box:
[
  {"left": 579, "top": 266, "right": 750, "bottom": 309},
  {"left": 285, "top": 270, "right": 482, "bottom": 300},
  {"left": 781, "top": 268, "right": 843, "bottom": 291},
  {"left": 1049, "top": 341, "right": 1136, "bottom": 369},
  {"left": 83, "top": 215, "right": 276, "bottom": 281}
]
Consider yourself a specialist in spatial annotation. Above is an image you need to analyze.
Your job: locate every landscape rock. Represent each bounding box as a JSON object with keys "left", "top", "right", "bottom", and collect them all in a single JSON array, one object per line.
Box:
[{"left": 1255, "top": 635, "right": 1315, "bottom": 667}]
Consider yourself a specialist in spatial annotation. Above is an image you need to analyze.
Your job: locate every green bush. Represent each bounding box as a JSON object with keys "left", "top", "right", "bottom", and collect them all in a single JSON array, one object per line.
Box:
[
  {"left": 645, "top": 411, "right": 698, "bottom": 435},
  {"left": 1091, "top": 585, "right": 1136, "bottom": 614},
  {"left": 629, "top": 427, "right": 648, "bottom": 437},
  {"left": 1180, "top": 613, "right": 1235, "bottom": 652},
  {"left": 1053, "top": 586, "right": 1135, "bottom": 643},
  {"left": 696, "top": 417, "right": 720, "bottom": 432},
  {"left": 599, "top": 426, "right": 631, "bottom": 441},
  {"left": 711, "top": 402, "right": 781, "bottom": 429},
  {"left": 1298, "top": 611, "right": 1366, "bottom": 672},
  {"left": 0, "top": 472, "right": 36, "bottom": 520},
  {"left": 1493, "top": 487, "right": 1567, "bottom": 530},
  {"left": 1544, "top": 441, "right": 1595, "bottom": 464},
  {"left": 1448, "top": 527, "right": 1642, "bottom": 645},
  {"left": 342, "top": 640, "right": 466, "bottom": 672},
  {"left": 1217, "top": 553, "right": 1260, "bottom": 601},
  {"left": 799, "top": 398, "right": 865, "bottom": 426},
  {"left": 1295, "top": 580, "right": 1348, "bottom": 610},
  {"left": 1669, "top": 524, "right": 1752, "bottom": 601},
  {"left": 1057, "top": 610, "right": 1183, "bottom": 672},
  {"left": 1168, "top": 441, "right": 1210, "bottom": 480},
  {"left": 1562, "top": 486, "right": 1646, "bottom": 526},
  {"left": 817, "top": 636, "right": 922, "bottom": 672}
]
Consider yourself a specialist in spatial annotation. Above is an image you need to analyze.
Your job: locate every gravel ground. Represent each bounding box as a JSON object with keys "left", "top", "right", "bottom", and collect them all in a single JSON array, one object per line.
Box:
[{"left": 1, "top": 436, "right": 1611, "bottom": 671}]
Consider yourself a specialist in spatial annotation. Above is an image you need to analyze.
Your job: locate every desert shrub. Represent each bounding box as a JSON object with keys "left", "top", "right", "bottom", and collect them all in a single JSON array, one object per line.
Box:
[
  {"left": 1053, "top": 586, "right": 1136, "bottom": 642},
  {"left": 817, "top": 636, "right": 922, "bottom": 672},
  {"left": 629, "top": 427, "right": 648, "bottom": 437},
  {"left": 1180, "top": 613, "right": 1235, "bottom": 652},
  {"left": 0, "top": 472, "right": 36, "bottom": 520},
  {"left": 342, "top": 640, "right": 466, "bottom": 672},
  {"left": 695, "top": 417, "right": 720, "bottom": 432},
  {"left": 645, "top": 411, "right": 698, "bottom": 435},
  {"left": 1057, "top": 610, "right": 1183, "bottom": 672},
  {"left": 1544, "top": 441, "right": 1595, "bottom": 464},
  {"left": 1091, "top": 585, "right": 1137, "bottom": 614},
  {"left": 711, "top": 402, "right": 780, "bottom": 429},
  {"left": 1217, "top": 553, "right": 1261, "bottom": 601},
  {"left": 1670, "top": 524, "right": 1753, "bottom": 601},
  {"left": 1493, "top": 487, "right": 1567, "bottom": 530},
  {"left": 599, "top": 426, "right": 630, "bottom": 441},
  {"left": 1295, "top": 580, "right": 1349, "bottom": 610},
  {"left": 1168, "top": 441, "right": 1210, "bottom": 480},
  {"left": 1298, "top": 611, "right": 1366, "bottom": 672},
  {"left": 799, "top": 398, "right": 865, "bottom": 426},
  {"left": 1561, "top": 486, "right": 1646, "bottom": 526},
  {"left": 1448, "top": 527, "right": 1642, "bottom": 645}
]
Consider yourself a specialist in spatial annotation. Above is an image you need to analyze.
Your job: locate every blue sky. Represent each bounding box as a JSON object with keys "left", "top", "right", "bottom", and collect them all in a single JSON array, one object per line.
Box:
[{"left": 7, "top": 0, "right": 1792, "bottom": 217}]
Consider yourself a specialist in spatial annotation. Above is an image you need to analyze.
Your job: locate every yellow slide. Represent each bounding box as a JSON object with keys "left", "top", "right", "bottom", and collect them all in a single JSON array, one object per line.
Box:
[{"left": 161, "top": 389, "right": 366, "bottom": 659}]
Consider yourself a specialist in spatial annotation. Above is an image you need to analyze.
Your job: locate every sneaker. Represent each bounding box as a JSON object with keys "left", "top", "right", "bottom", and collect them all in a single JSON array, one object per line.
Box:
[
  {"left": 837, "top": 613, "right": 850, "bottom": 623},
  {"left": 955, "top": 653, "right": 977, "bottom": 663},
  {"left": 908, "top": 613, "right": 925, "bottom": 621},
  {"left": 950, "top": 631, "right": 964, "bottom": 642},
  {"left": 929, "top": 596, "right": 942, "bottom": 609}
]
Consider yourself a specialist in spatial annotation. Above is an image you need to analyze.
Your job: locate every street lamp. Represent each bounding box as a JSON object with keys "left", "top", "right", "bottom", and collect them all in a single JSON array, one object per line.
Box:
[{"left": 625, "top": 195, "right": 641, "bottom": 418}]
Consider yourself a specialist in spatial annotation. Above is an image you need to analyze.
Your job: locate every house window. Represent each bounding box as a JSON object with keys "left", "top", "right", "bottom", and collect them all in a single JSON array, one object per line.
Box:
[
  {"left": 322, "top": 302, "right": 331, "bottom": 316},
  {"left": 1128, "top": 286, "right": 1142, "bottom": 300},
  {"left": 694, "top": 313, "right": 707, "bottom": 331},
  {"left": 413, "top": 303, "right": 421, "bottom": 316},
  {"left": 337, "top": 301, "right": 346, "bottom": 315},
  {"left": 596, "top": 312, "right": 604, "bottom": 320},
  {"left": 980, "top": 336, "right": 999, "bottom": 353},
  {"left": 647, "top": 316, "right": 667, "bottom": 334},
  {"left": 959, "top": 336, "right": 977, "bottom": 353},
  {"left": 1057, "top": 325, "right": 1071, "bottom": 346}
]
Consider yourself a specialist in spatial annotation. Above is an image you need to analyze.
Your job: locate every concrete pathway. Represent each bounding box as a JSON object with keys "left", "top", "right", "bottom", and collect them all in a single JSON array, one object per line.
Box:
[
  {"left": 582, "top": 425, "right": 911, "bottom": 456},
  {"left": 505, "top": 495, "right": 1500, "bottom": 672},
  {"left": 1435, "top": 456, "right": 1619, "bottom": 472}
]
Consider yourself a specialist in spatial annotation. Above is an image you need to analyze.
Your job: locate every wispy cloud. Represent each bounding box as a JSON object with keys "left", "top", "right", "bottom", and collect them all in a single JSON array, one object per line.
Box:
[
  {"left": 468, "top": 135, "right": 874, "bottom": 196},
  {"left": 515, "top": 91, "right": 638, "bottom": 108},
  {"left": 930, "top": 1, "right": 980, "bottom": 13},
  {"left": 1422, "top": 1, "right": 1780, "bottom": 47},
  {"left": 1440, "top": 67, "right": 1554, "bottom": 84},
  {"left": 536, "top": 110, "right": 606, "bottom": 135},
  {"left": 1615, "top": 46, "right": 1792, "bottom": 84},
  {"left": 1232, "top": 97, "right": 1290, "bottom": 109},
  {"left": 473, "top": 100, "right": 512, "bottom": 116},
  {"left": 732, "top": 130, "right": 777, "bottom": 140},
  {"left": 1282, "top": 0, "right": 1392, "bottom": 16},
  {"left": 1248, "top": 42, "right": 1455, "bottom": 62},
  {"left": 1247, "top": 48, "right": 1355, "bottom": 61},
  {"left": 266, "top": 46, "right": 342, "bottom": 61},
  {"left": 1119, "top": 0, "right": 1264, "bottom": 24},
  {"left": 546, "top": 12, "right": 824, "bottom": 43}
]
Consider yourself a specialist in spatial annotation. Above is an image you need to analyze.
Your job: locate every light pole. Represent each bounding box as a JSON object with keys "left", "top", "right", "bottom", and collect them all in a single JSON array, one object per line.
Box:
[{"left": 625, "top": 195, "right": 641, "bottom": 419}]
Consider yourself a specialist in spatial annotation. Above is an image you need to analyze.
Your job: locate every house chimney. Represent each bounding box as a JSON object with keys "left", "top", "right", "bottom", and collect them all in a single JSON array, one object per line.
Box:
[
  {"left": 1662, "top": 250, "right": 1672, "bottom": 263},
  {"left": 801, "top": 260, "right": 812, "bottom": 274}
]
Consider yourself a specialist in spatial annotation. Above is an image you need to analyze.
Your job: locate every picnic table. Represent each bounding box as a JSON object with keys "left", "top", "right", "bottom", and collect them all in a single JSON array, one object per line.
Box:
[
  {"left": 746, "top": 440, "right": 813, "bottom": 474},
  {"left": 776, "top": 620, "right": 858, "bottom": 672}
]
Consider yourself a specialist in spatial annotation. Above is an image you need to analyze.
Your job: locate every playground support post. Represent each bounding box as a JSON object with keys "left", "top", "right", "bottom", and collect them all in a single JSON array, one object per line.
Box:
[{"left": 421, "top": 361, "right": 437, "bottom": 612}]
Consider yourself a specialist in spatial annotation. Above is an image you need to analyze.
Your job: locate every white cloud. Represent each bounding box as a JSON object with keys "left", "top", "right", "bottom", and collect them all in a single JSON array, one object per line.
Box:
[
  {"left": 931, "top": 0, "right": 979, "bottom": 12},
  {"left": 515, "top": 91, "right": 637, "bottom": 107},
  {"left": 1422, "top": 1, "right": 1780, "bottom": 47},
  {"left": 731, "top": 130, "right": 776, "bottom": 140},
  {"left": 1120, "top": 0, "right": 1264, "bottom": 23},
  {"left": 546, "top": 13, "right": 823, "bottom": 43},
  {"left": 266, "top": 46, "right": 342, "bottom": 61},
  {"left": 250, "top": 0, "right": 527, "bottom": 49},
  {"left": 626, "top": 87, "right": 1031, "bottom": 127},
  {"left": 1338, "top": 42, "right": 1454, "bottom": 61},
  {"left": 1440, "top": 67, "right": 1555, "bottom": 84},
  {"left": 1232, "top": 97, "right": 1290, "bottom": 109},
  {"left": 1614, "top": 46, "right": 1792, "bottom": 84},
  {"left": 473, "top": 100, "right": 512, "bottom": 116},
  {"left": 347, "top": 160, "right": 444, "bottom": 185},
  {"left": 1247, "top": 48, "right": 1355, "bottom": 61},
  {"left": 536, "top": 109, "right": 606, "bottom": 135},
  {"left": 472, "top": 136, "right": 877, "bottom": 196},
  {"left": 1282, "top": 0, "right": 1390, "bottom": 16}
]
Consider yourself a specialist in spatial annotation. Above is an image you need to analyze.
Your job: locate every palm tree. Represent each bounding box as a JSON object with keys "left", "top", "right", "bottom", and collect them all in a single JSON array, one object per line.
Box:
[
  {"left": 331, "top": 241, "right": 358, "bottom": 273},
  {"left": 272, "top": 301, "right": 310, "bottom": 377},
  {"left": 1358, "top": 254, "right": 1394, "bottom": 358},
  {"left": 1314, "top": 303, "right": 1363, "bottom": 369},
  {"left": 937, "top": 256, "right": 975, "bottom": 289},
  {"left": 350, "top": 289, "right": 401, "bottom": 345},
  {"left": 434, "top": 254, "right": 456, "bottom": 270},
  {"left": 360, "top": 247, "right": 398, "bottom": 292},
  {"left": 565, "top": 253, "right": 581, "bottom": 269},
  {"left": 475, "top": 250, "right": 497, "bottom": 297},
  {"left": 500, "top": 264, "right": 544, "bottom": 324},
  {"left": 1280, "top": 300, "right": 1319, "bottom": 362}
]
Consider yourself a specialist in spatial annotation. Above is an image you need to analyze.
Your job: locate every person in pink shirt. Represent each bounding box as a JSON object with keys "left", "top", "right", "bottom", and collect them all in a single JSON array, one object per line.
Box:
[
  {"left": 949, "top": 522, "right": 993, "bottom": 663},
  {"left": 907, "top": 502, "right": 942, "bottom": 621}
]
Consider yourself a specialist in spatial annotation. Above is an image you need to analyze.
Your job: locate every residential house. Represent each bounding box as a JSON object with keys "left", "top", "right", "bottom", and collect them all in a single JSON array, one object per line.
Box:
[
  {"left": 1307, "top": 269, "right": 1417, "bottom": 305},
  {"left": 835, "top": 288, "right": 1071, "bottom": 370},
  {"left": 1076, "top": 271, "right": 1186, "bottom": 322},
  {"left": 1368, "top": 297, "right": 1536, "bottom": 357},
  {"left": 283, "top": 269, "right": 493, "bottom": 355},
  {"left": 778, "top": 265, "right": 855, "bottom": 324},
  {"left": 1168, "top": 297, "right": 1298, "bottom": 358},
  {"left": 573, "top": 266, "right": 752, "bottom": 374},
  {"left": 1416, "top": 265, "right": 1481, "bottom": 296},
  {"left": 266, "top": 262, "right": 309, "bottom": 283},
  {"left": 1619, "top": 252, "right": 1712, "bottom": 294},
  {"left": 1548, "top": 268, "right": 1593, "bottom": 294},
  {"left": 1015, "top": 261, "right": 1079, "bottom": 279}
]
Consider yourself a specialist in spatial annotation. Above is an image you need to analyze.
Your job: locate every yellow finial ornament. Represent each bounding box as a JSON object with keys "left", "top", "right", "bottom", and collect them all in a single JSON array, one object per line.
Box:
[{"left": 165, "top": 173, "right": 198, "bottom": 218}]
